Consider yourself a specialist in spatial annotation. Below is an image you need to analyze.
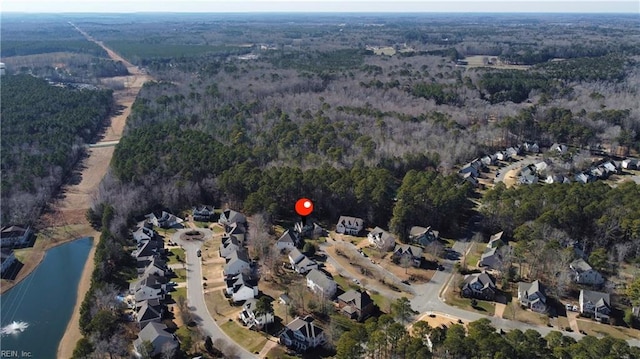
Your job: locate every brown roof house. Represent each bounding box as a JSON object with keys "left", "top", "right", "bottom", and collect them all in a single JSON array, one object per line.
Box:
[
  {"left": 337, "top": 289, "right": 375, "bottom": 321},
  {"left": 462, "top": 271, "right": 496, "bottom": 301}
]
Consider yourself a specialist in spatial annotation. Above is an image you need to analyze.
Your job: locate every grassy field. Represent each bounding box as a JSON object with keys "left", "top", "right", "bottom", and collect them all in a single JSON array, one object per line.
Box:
[
  {"left": 443, "top": 283, "right": 496, "bottom": 316},
  {"left": 173, "top": 268, "right": 187, "bottom": 282},
  {"left": 172, "top": 286, "right": 186, "bottom": 302},
  {"left": 204, "top": 288, "right": 239, "bottom": 319},
  {"left": 577, "top": 319, "right": 640, "bottom": 340},
  {"left": 220, "top": 320, "right": 269, "bottom": 354},
  {"left": 464, "top": 242, "right": 485, "bottom": 269},
  {"left": 502, "top": 302, "right": 549, "bottom": 326},
  {"left": 464, "top": 55, "right": 531, "bottom": 70},
  {"left": 168, "top": 247, "right": 185, "bottom": 265}
]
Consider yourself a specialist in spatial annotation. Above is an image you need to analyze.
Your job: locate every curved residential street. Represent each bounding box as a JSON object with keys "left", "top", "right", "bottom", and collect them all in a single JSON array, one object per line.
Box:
[{"left": 172, "top": 229, "right": 257, "bottom": 359}]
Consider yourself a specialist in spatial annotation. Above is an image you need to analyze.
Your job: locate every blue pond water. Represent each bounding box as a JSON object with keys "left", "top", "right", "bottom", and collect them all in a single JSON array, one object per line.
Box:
[{"left": 1, "top": 237, "right": 93, "bottom": 358}]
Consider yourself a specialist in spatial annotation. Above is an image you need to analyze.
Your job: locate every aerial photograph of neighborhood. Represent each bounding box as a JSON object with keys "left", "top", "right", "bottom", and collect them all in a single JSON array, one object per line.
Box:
[{"left": 1, "top": 0, "right": 640, "bottom": 358}]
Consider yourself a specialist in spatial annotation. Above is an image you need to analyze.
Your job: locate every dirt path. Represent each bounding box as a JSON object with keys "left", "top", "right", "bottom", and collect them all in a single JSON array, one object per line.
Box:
[{"left": 34, "top": 24, "right": 151, "bottom": 359}]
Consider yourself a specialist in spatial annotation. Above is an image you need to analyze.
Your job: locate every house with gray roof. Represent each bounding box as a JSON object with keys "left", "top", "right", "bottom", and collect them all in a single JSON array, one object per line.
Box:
[
  {"left": 225, "top": 273, "right": 259, "bottom": 302},
  {"left": 462, "top": 271, "right": 496, "bottom": 300},
  {"left": 487, "top": 231, "right": 505, "bottom": 249},
  {"left": 337, "top": 289, "right": 375, "bottom": 321},
  {"left": 135, "top": 299, "right": 164, "bottom": 328},
  {"left": 132, "top": 224, "right": 155, "bottom": 243},
  {"left": 409, "top": 226, "right": 439, "bottom": 247},
  {"left": 579, "top": 289, "right": 611, "bottom": 321},
  {"left": 276, "top": 229, "right": 299, "bottom": 252},
  {"left": 0, "top": 225, "right": 32, "bottom": 248},
  {"left": 392, "top": 244, "right": 423, "bottom": 267},
  {"left": 367, "top": 227, "right": 396, "bottom": 251},
  {"left": 133, "top": 322, "right": 178, "bottom": 357},
  {"left": 145, "top": 211, "right": 184, "bottom": 229},
  {"left": 289, "top": 248, "right": 318, "bottom": 274},
  {"left": 218, "top": 209, "right": 246, "bottom": 227},
  {"left": 219, "top": 235, "right": 242, "bottom": 259},
  {"left": 279, "top": 316, "right": 326, "bottom": 351},
  {"left": 192, "top": 205, "right": 215, "bottom": 222},
  {"left": 223, "top": 249, "right": 251, "bottom": 277},
  {"left": 306, "top": 269, "right": 337, "bottom": 299},
  {"left": 479, "top": 247, "right": 503, "bottom": 270},
  {"left": 336, "top": 216, "right": 364, "bottom": 235},
  {"left": 139, "top": 256, "right": 170, "bottom": 277},
  {"left": 622, "top": 158, "right": 638, "bottom": 170},
  {"left": 518, "top": 280, "right": 547, "bottom": 313},
  {"left": 1, "top": 248, "right": 16, "bottom": 276},
  {"left": 570, "top": 258, "right": 604, "bottom": 286}
]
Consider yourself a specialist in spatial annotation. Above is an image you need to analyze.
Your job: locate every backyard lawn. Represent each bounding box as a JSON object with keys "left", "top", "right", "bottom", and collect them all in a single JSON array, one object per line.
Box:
[{"left": 220, "top": 320, "right": 269, "bottom": 354}]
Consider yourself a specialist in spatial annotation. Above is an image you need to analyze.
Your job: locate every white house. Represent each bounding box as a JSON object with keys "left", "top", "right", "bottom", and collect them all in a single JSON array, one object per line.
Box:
[
  {"left": 306, "top": 269, "right": 337, "bottom": 299},
  {"left": 569, "top": 258, "right": 604, "bottom": 285},
  {"left": 279, "top": 316, "right": 326, "bottom": 351},
  {"left": 226, "top": 273, "right": 258, "bottom": 302},
  {"left": 517, "top": 280, "right": 547, "bottom": 313},
  {"left": 289, "top": 248, "right": 318, "bottom": 274},
  {"left": 239, "top": 298, "right": 274, "bottom": 330},
  {"left": 224, "top": 249, "right": 251, "bottom": 277},
  {"left": 367, "top": 227, "right": 395, "bottom": 251},
  {"left": 336, "top": 216, "right": 364, "bottom": 235},
  {"left": 132, "top": 224, "right": 154, "bottom": 243},
  {"left": 622, "top": 158, "right": 638, "bottom": 170}
]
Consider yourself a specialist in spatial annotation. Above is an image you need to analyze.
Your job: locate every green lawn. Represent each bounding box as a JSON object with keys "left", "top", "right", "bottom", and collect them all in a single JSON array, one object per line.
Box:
[
  {"left": 168, "top": 247, "right": 185, "bottom": 265},
  {"left": 577, "top": 319, "right": 640, "bottom": 340},
  {"left": 464, "top": 242, "right": 485, "bottom": 268},
  {"left": 370, "top": 291, "right": 392, "bottom": 313},
  {"left": 174, "top": 268, "right": 187, "bottom": 283},
  {"left": 211, "top": 225, "right": 224, "bottom": 233},
  {"left": 444, "top": 285, "right": 495, "bottom": 316},
  {"left": 172, "top": 287, "right": 187, "bottom": 302},
  {"left": 220, "top": 320, "right": 268, "bottom": 354}
]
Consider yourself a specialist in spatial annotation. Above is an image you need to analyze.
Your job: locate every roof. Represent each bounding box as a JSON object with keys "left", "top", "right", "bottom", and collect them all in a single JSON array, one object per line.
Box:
[
  {"left": 306, "top": 269, "right": 335, "bottom": 291},
  {"left": 277, "top": 230, "right": 298, "bottom": 244},
  {"left": 0, "top": 225, "right": 29, "bottom": 238},
  {"left": 1, "top": 248, "right": 14, "bottom": 264},
  {"left": 464, "top": 271, "right": 496, "bottom": 289},
  {"left": 134, "top": 322, "right": 177, "bottom": 355},
  {"left": 570, "top": 258, "right": 593, "bottom": 273},
  {"left": 227, "top": 248, "right": 250, "bottom": 265},
  {"left": 580, "top": 289, "right": 610, "bottom": 307},
  {"left": 222, "top": 209, "right": 246, "bottom": 224},
  {"left": 286, "top": 316, "right": 324, "bottom": 339},
  {"left": 337, "top": 216, "right": 363, "bottom": 227},
  {"left": 338, "top": 289, "right": 373, "bottom": 311},
  {"left": 393, "top": 244, "right": 423, "bottom": 258},
  {"left": 518, "top": 280, "right": 546, "bottom": 302},
  {"left": 137, "top": 300, "right": 163, "bottom": 322}
]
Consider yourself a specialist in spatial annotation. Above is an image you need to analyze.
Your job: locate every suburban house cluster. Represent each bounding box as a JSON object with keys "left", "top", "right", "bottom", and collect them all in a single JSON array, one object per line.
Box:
[
  {"left": 0, "top": 225, "right": 33, "bottom": 278},
  {"left": 460, "top": 229, "right": 613, "bottom": 322},
  {"left": 129, "top": 217, "right": 181, "bottom": 358}
]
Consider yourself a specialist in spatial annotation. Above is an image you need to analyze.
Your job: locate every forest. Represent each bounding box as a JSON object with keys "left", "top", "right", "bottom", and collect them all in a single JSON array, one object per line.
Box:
[{"left": 0, "top": 74, "right": 113, "bottom": 226}]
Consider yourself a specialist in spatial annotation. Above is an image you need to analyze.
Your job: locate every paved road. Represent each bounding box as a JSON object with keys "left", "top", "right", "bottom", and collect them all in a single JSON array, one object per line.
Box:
[
  {"left": 410, "top": 240, "right": 640, "bottom": 347},
  {"left": 172, "top": 229, "right": 257, "bottom": 359},
  {"left": 494, "top": 156, "right": 540, "bottom": 184}
]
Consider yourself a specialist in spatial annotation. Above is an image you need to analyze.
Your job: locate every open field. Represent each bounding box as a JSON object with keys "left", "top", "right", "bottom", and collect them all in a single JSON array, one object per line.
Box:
[
  {"left": 577, "top": 319, "right": 640, "bottom": 340},
  {"left": 464, "top": 55, "right": 532, "bottom": 70},
  {"left": 220, "top": 320, "right": 269, "bottom": 354}
]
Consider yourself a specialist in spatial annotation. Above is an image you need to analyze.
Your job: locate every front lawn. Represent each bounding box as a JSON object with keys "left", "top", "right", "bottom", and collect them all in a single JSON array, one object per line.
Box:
[
  {"left": 577, "top": 319, "right": 640, "bottom": 340},
  {"left": 168, "top": 247, "right": 185, "bottom": 265},
  {"left": 220, "top": 320, "right": 269, "bottom": 354},
  {"left": 173, "top": 268, "right": 187, "bottom": 282},
  {"left": 443, "top": 284, "right": 496, "bottom": 316}
]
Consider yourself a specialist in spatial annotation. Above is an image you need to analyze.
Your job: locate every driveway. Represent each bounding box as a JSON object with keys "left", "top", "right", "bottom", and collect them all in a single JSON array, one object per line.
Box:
[
  {"left": 494, "top": 156, "right": 539, "bottom": 184},
  {"left": 172, "top": 229, "right": 257, "bottom": 359}
]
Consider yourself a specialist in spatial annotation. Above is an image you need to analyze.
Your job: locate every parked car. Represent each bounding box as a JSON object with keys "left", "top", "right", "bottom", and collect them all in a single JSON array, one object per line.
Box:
[{"left": 197, "top": 250, "right": 202, "bottom": 257}]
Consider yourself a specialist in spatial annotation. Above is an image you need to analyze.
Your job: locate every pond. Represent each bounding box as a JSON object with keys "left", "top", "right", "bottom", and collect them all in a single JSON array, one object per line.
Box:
[{"left": 1, "top": 237, "right": 93, "bottom": 358}]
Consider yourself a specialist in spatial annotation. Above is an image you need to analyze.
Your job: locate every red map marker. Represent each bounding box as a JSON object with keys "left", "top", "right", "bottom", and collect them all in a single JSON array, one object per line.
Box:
[{"left": 295, "top": 198, "right": 314, "bottom": 217}]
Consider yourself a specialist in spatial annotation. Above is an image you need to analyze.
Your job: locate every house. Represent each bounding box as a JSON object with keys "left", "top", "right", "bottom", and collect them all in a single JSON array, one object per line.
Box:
[
  {"left": 517, "top": 280, "right": 547, "bottom": 313},
  {"left": 461, "top": 271, "right": 496, "bottom": 300},
  {"left": 289, "top": 248, "right": 318, "bottom": 274},
  {"left": 522, "top": 142, "right": 540, "bottom": 153},
  {"left": 462, "top": 172, "right": 479, "bottom": 187},
  {"left": 146, "top": 211, "right": 184, "bottom": 229},
  {"left": 570, "top": 258, "right": 604, "bottom": 286},
  {"left": 602, "top": 161, "right": 618, "bottom": 174},
  {"left": 409, "top": 226, "right": 439, "bottom": 247},
  {"left": 192, "top": 205, "right": 215, "bottom": 222},
  {"left": 225, "top": 273, "right": 259, "bottom": 302},
  {"left": 276, "top": 230, "right": 299, "bottom": 252},
  {"left": 224, "top": 249, "right": 251, "bottom": 277},
  {"left": 218, "top": 209, "right": 247, "bottom": 227},
  {"left": 519, "top": 166, "right": 538, "bottom": 185},
  {"left": 392, "top": 244, "right": 423, "bottom": 267},
  {"left": 130, "top": 273, "right": 169, "bottom": 295},
  {"left": 622, "top": 158, "right": 638, "bottom": 170},
  {"left": 132, "top": 224, "right": 155, "bottom": 243},
  {"left": 279, "top": 316, "right": 326, "bottom": 351},
  {"left": 131, "top": 239, "right": 163, "bottom": 260},
  {"left": 239, "top": 298, "right": 274, "bottom": 330},
  {"left": 458, "top": 163, "right": 480, "bottom": 178},
  {"left": 0, "top": 225, "right": 32, "bottom": 248},
  {"left": 337, "top": 289, "right": 375, "bottom": 321},
  {"left": 487, "top": 231, "right": 505, "bottom": 249},
  {"left": 478, "top": 247, "right": 503, "bottom": 270},
  {"left": 534, "top": 161, "right": 548, "bottom": 173},
  {"left": 545, "top": 174, "right": 569, "bottom": 184},
  {"left": 1, "top": 248, "right": 16, "bottom": 276},
  {"left": 579, "top": 289, "right": 611, "bottom": 321},
  {"left": 367, "top": 227, "right": 396, "bottom": 251},
  {"left": 135, "top": 299, "right": 165, "bottom": 328},
  {"left": 279, "top": 293, "right": 292, "bottom": 306},
  {"left": 495, "top": 151, "right": 507, "bottom": 161},
  {"left": 219, "top": 235, "right": 242, "bottom": 259},
  {"left": 133, "top": 322, "right": 179, "bottom": 357},
  {"left": 574, "top": 172, "right": 594, "bottom": 184},
  {"left": 224, "top": 222, "right": 246, "bottom": 244},
  {"left": 336, "top": 216, "right": 364, "bottom": 235},
  {"left": 506, "top": 146, "right": 520, "bottom": 158},
  {"left": 132, "top": 282, "right": 165, "bottom": 303},
  {"left": 306, "top": 269, "right": 337, "bottom": 299},
  {"left": 139, "top": 256, "right": 170, "bottom": 277},
  {"left": 550, "top": 143, "right": 568, "bottom": 155},
  {"left": 481, "top": 155, "right": 497, "bottom": 166}
]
